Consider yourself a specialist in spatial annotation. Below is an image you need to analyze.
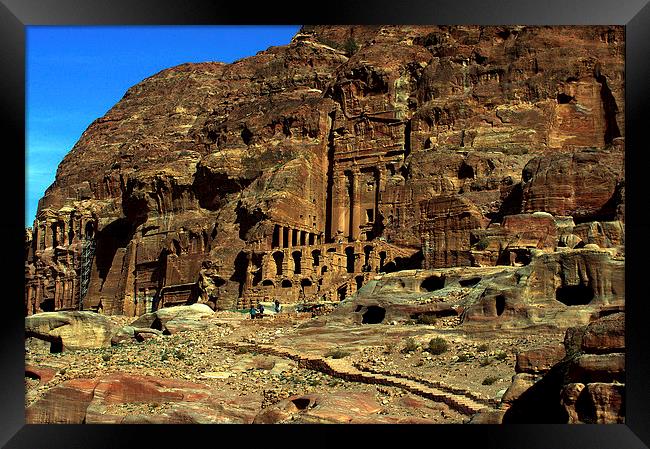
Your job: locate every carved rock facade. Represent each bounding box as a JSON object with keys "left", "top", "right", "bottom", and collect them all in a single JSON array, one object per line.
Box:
[{"left": 25, "top": 26, "right": 624, "bottom": 320}]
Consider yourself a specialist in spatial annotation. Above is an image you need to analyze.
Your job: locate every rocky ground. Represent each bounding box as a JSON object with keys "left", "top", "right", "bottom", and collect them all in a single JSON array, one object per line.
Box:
[{"left": 25, "top": 310, "right": 566, "bottom": 424}]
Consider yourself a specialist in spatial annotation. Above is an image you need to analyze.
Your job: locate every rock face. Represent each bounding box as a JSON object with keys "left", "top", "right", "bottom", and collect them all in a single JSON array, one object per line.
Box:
[
  {"left": 25, "top": 311, "right": 116, "bottom": 351},
  {"left": 329, "top": 244, "right": 623, "bottom": 329},
  {"left": 24, "top": 25, "right": 624, "bottom": 321},
  {"left": 497, "top": 312, "right": 625, "bottom": 423},
  {"left": 25, "top": 374, "right": 262, "bottom": 424}
]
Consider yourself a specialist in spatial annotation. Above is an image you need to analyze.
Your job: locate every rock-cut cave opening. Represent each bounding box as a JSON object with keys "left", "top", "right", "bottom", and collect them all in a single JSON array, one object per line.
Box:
[
  {"left": 421, "top": 275, "right": 445, "bottom": 292},
  {"left": 495, "top": 295, "right": 506, "bottom": 316},
  {"left": 555, "top": 284, "right": 594, "bottom": 306},
  {"left": 291, "top": 397, "right": 312, "bottom": 410},
  {"left": 361, "top": 305, "right": 386, "bottom": 324},
  {"left": 49, "top": 338, "right": 63, "bottom": 354}
]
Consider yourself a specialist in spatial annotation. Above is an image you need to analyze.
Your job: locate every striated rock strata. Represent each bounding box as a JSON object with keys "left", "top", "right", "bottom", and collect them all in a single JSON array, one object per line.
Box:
[{"left": 25, "top": 25, "right": 624, "bottom": 323}]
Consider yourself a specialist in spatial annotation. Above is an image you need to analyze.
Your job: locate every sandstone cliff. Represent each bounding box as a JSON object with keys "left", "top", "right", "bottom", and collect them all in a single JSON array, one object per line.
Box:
[{"left": 25, "top": 25, "right": 624, "bottom": 321}]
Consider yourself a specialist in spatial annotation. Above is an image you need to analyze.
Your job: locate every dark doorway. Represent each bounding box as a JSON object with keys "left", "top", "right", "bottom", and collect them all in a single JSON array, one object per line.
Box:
[
  {"left": 459, "top": 277, "right": 481, "bottom": 287},
  {"left": 272, "top": 225, "right": 280, "bottom": 248},
  {"left": 355, "top": 275, "right": 364, "bottom": 291},
  {"left": 282, "top": 227, "right": 289, "bottom": 248},
  {"left": 292, "top": 251, "right": 302, "bottom": 274},
  {"left": 361, "top": 305, "right": 386, "bottom": 324},
  {"left": 556, "top": 284, "right": 594, "bottom": 306},
  {"left": 273, "top": 252, "right": 284, "bottom": 276},
  {"left": 345, "top": 247, "right": 355, "bottom": 273},
  {"left": 40, "top": 298, "right": 55, "bottom": 312},
  {"left": 84, "top": 221, "right": 95, "bottom": 239},
  {"left": 281, "top": 279, "right": 293, "bottom": 288},
  {"left": 300, "top": 278, "right": 312, "bottom": 288},
  {"left": 496, "top": 295, "right": 506, "bottom": 316},
  {"left": 312, "top": 249, "right": 321, "bottom": 266},
  {"left": 49, "top": 338, "right": 63, "bottom": 354},
  {"left": 421, "top": 275, "right": 445, "bottom": 292}
]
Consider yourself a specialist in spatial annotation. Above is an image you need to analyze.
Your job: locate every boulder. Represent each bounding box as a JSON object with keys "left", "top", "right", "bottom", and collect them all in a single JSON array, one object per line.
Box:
[
  {"left": 581, "top": 312, "right": 625, "bottom": 353},
  {"left": 515, "top": 344, "right": 566, "bottom": 374},
  {"left": 580, "top": 382, "right": 625, "bottom": 423},
  {"left": 565, "top": 353, "right": 625, "bottom": 384},
  {"left": 501, "top": 373, "right": 539, "bottom": 404},
  {"left": 502, "top": 313, "right": 626, "bottom": 423},
  {"left": 25, "top": 311, "right": 116, "bottom": 351},
  {"left": 129, "top": 304, "right": 214, "bottom": 334}
]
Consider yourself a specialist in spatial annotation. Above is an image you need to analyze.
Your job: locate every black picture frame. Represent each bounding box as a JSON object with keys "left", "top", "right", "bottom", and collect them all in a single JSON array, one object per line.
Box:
[{"left": 3, "top": 0, "right": 649, "bottom": 447}]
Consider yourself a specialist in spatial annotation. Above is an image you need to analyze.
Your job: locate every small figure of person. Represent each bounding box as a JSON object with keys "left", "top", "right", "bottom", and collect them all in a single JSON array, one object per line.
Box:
[
  {"left": 249, "top": 306, "right": 257, "bottom": 319},
  {"left": 274, "top": 299, "right": 282, "bottom": 314},
  {"left": 258, "top": 303, "right": 265, "bottom": 315}
]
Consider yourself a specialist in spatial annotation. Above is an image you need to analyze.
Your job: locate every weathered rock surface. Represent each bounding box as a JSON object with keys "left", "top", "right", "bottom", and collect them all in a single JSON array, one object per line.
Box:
[
  {"left": 129, "top": 303, "right": 214, "bottom": 334},
  {"left": 515, "top": 344, "right": 566, "bottom": 374},
  {"left": 497, "top": 312, "right": 625, "bottom": 423},
  {"left": 26, "top": 374, "right": 262, "bottom": 424},
  {"left": 24, "top": 25, "right": 624, "bottom": 325},
  {"left": 253, "top": 391, "right": 381, "bottom": 423},
  {"left": 330, "top": 245, "right": 623, "bottom": 330},
  {"left": 579, "top": 312, "right": 625, "bottom": 353},
  {"left": 25, "top": 311, "right": 116, "bottom": 351}
]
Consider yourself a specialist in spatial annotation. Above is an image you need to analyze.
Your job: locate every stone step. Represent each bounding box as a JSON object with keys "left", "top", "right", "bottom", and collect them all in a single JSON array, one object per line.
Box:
[
  {"left": 353, "top": 362, "right": 497, "bottom": 407},
  {"left": 223, "top": 341, "right": 492, "bottom": 416}
]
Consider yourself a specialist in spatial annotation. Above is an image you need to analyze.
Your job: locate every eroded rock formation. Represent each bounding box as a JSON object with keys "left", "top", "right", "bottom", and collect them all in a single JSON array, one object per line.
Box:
[
  {"left": 498, "top": 312, "right": 625, "bottom": 423},
  {"left": 25, "top": 26, "right": 624, "bottom": 322}
]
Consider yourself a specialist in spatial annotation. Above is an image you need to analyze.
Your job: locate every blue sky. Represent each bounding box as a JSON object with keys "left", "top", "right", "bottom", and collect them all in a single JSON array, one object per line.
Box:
[{"left": 26, "top": 25, "right": 301, "bottom": 227}]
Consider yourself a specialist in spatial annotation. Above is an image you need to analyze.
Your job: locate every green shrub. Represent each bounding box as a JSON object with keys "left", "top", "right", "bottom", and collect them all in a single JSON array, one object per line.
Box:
[
  {"left": 161, "top": 352, "right": 169, "bottom": 362},
  {"left": 325, "top": 348, "right": 351, "bottom": 359},
  {"left": 427, "top": 337, "right": 448, "bottom": 355},
  {"left": 494, "top": 351, "right": 508, "bottom": 361},
  {"left": 101, "top": 353, "right": 111, "bottom": 362},
  {"left": 384, "top": 343, "right": 396, "bottom": 354},
  {"left": 479, "top": 357, "right": 492, "bottom": 367},
  {"left": 343, "top": 37, "right": 359, "bottom": 56},
  {"left": 457, "top": 353, "right": 470, "bottom": 363},
  {"left": 482, "top": 375, "right": 500, "bottom": 385},
  {"left": 477, "top": 343, "right": 489, "bottom": 352},
  {"left": 236, "top": 346, "right": 249, "bottom": 354},
  {"left": 402, "top": 337, "right": 419, "bottom": 353},
  {"left": 417, "top": 314, "right": 437, "bottom": 325}
]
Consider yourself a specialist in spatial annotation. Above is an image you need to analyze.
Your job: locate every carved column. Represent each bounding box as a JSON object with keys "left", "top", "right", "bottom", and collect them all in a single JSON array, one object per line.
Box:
[
  {"left": 332, "top": 174, "right": 347, "bottom": 241},
  {"left": 351, "top": 169, "right": 362, "bottom": 241},
  {"left": 53, "top": 277, "right": 61, "bottom": 310},
  {"left": 44, "top": 222, "right": 51, "bottom": 249},
  {"left": 25, "top": 285, "right": 32, "bottom": 316},
  {"left": 245, "top": 253, "right": 253, "bottom": 290},
  {"left": 282, "top": 249, "right": 290, "bottom": 275},
  {"left": 32, "top": 226, "right": 39, "bottom": 252}
]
